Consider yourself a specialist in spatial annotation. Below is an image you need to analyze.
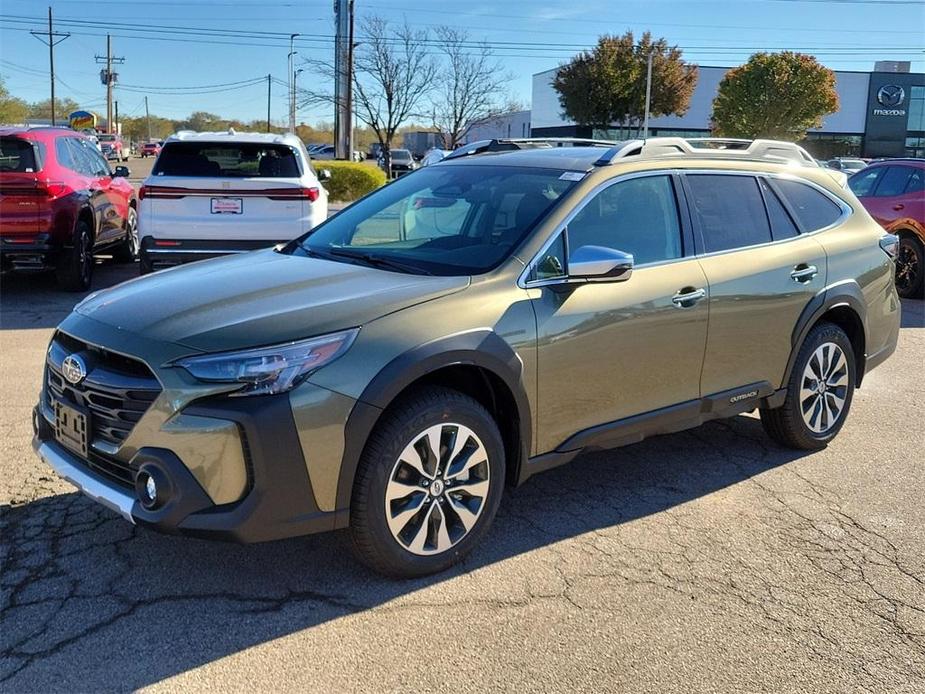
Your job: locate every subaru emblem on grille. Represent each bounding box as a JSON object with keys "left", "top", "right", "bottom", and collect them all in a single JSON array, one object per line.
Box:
[{"left": 61, "top": 354, "right": 87, "bottom": 385}]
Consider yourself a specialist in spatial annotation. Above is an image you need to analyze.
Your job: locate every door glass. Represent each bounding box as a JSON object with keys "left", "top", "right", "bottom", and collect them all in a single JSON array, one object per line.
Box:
[
  {"left": 874, "top": 166, "right": 914, "bottom": 197},
  {"left": 567, "top": 175, "right": 682, "bottom": 265},
  {"left": 81, "top": 141, "right": 111, "bottom": 176},
  {"left": 55, "top": 138, "right": 79, "bottom": 172},
  {"left": 759, "top": 178, "right": 799, "bottom": 241},
  {"left": 65, "top": 138, "right": 96, "bottom": 176},
  {"left": 687, "top": 174, "right": 771, "bottom": 253},
  {"left": 905, "top": 168, "right": 924, "bottom": 194},
  {"left": 529, "top": 232, "right": 566, "bottom": 282},
  {"left": 847, "top": 168, "right": 883, "bottom": 197},
  {"left": 773, "top": 179, "right": 842, "bottom": 231}
]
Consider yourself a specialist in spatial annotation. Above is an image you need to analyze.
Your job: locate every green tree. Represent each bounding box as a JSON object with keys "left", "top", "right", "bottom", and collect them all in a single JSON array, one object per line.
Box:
[
  {"left": 553, "top": 31, "right": 697, "bottom": 132},
  {"left": 26, "top": 96, "right": 81, "bottom": 121},
  {"left": 711, "top": 52, "right": 839, "bottom": 139},
  {"left": 0, "top": 78, "right": 28, "bottom": 124}
]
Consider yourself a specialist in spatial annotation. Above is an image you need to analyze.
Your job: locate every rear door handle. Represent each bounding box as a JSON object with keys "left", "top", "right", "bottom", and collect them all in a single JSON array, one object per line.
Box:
[
  {"left": 893, "top": 203, "right": 905, "bottom": 211},
  {"left": 791, "top": 264, "right": 818, "bottom": 283},
  {"left": 671, "top": 287, "right": 706, "bottom": 307}
]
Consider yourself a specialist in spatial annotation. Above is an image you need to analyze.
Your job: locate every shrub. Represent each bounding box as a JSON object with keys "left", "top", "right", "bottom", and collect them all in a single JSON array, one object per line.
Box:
[{"left": 316, "top": 161, "right": 387, "bottom": 202}]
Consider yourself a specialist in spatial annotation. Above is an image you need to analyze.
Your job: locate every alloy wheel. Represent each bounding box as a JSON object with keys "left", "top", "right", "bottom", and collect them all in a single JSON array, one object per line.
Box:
[
  {"left": 126, "top": 209, "right": 139, "bottom": 257},
  {"left": 895, "top": 242, "right": 919, "bottom": 295},
  {"left": 384, "top": 422, "right": 491, "bottom": 556},
  {"left": 800, "top": 342, "right": 849, "bottom": 434}
]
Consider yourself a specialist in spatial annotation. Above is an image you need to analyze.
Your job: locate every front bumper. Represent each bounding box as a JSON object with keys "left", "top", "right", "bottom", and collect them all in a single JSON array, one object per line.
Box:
[{"left": 33, "top": 385, "right": 350, "bottom": 543}]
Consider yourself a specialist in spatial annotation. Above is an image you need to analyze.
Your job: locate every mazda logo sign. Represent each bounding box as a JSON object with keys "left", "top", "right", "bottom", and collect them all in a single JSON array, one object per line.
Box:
[
  {"left": 877, "top": 85, "right": 905, "bottom": 108},
  {"left": 61, "top": 354, "right": 87, "bottom": 385}
]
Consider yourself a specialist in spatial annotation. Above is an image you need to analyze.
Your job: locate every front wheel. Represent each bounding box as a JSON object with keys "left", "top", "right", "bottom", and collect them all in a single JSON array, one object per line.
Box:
[
  {"left": 760, "top": 322, "right": 855, "bottom": 450},
  {"left": 138, "top": 247, "right": 154, "bottom": 275},
  {"left": 895, "top": 235, "right": 924, "bottom": 299},
  {"left": 350, "top": 387, "right": 505, "bottom": 578}
]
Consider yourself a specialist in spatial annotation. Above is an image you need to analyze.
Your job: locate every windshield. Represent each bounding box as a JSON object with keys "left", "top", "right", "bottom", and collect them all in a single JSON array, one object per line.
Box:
[
  {"left": 392, "top": 150, "right": 412, "bottom": 160},
  {"left": 289, "top": 165, "right": 578, "bottom": 276}
]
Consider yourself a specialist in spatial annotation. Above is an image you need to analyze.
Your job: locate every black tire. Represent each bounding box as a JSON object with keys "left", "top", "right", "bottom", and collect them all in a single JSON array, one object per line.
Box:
[
  {"left": 350, "top": 386, "right": 506, "bottom": 578},
  {"left": 895, "top": 235, "right": 924, "bottom": 299},
  {"left": 138, "top": 247, "right": 154, "bottom": 275},
  {"left": 112, "top": 206, "right": 138, "bottom": 263},
  {"left": 55, "top": 219, "right": 93, "bottom": 292},
  {"left": 760, "top": 322, "right": 856, "bottom": 450}
]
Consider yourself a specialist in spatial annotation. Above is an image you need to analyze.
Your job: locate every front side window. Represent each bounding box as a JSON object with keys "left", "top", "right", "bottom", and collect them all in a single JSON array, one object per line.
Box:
[
  {"left": 905, "top": 167, "right": 924, "bottom": 194},
  {"left": 55, "top": 138, "right": 78, "bottom": 172},
  {"left": 528, "top": 232, "right": 567, "bottom": 282},
  {"left": 773, "top": 179, "right": 843, "bottom": 231},
  {"left": 292, "top": 165, "right": 577, "bottom": 276},
  {"left": 566, "top": 175, "right": 682, "bottom": 265},
  {"left": 848, "top": 167, "right": 884, "bottom": 197},
  {"left": 65, "top": 138, "right": 98, "bottom": 176},
  {"left": 153, "top": 142, "right": 301, "bottom": 178},
  {"left": 873, "top": 166, "right": 914, "bottom": 198},
  {"left": 686, "top": 174, "right": 771, "bottom": 253}
]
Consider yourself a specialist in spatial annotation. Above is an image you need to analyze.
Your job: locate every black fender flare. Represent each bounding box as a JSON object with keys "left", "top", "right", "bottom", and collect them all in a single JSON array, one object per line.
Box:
[
  {"left": 784, "top": 280, "right": 869, "bottom": 390},
  {"left": 333, "top": 329, "right": 532, "bottom": 515}
]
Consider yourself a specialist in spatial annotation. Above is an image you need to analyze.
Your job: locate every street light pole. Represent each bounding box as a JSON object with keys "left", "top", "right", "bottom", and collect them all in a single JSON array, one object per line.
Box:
[
  {"left": 288, "top": 33, "right": 299, "bottom": 133},
  {"left": 293, "top": 68, "right": 303, "bottom": 130}
]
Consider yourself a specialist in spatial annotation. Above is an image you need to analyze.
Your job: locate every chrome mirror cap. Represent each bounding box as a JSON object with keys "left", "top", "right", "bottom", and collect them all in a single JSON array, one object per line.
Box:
[{"left": 568, "top": 245, "right": 634, "bottom": 282}]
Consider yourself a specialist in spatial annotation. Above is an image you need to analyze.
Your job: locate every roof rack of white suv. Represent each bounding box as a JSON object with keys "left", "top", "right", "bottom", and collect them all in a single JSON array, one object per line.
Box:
[{"left": 593, "top": 137, "right": 819, "bottom": 168}]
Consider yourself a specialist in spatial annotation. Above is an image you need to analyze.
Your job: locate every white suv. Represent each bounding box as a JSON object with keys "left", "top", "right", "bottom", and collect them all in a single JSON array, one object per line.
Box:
[{"left": 138, "top": 130, "right": 329, "bottom": 273}]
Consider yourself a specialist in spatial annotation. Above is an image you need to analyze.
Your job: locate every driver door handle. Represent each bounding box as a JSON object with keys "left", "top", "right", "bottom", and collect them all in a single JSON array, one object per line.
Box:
[
  {"left": 671, "top": 287, "right": 706, "bottom": 308},
  {"left": 791, "top": 264, "right": 818, "bottom": 283}
]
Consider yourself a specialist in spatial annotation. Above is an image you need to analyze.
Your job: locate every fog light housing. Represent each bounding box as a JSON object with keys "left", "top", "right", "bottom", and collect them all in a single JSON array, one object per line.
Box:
[{"left": 135, "top": 465, "right": 170, "bottom": 511}]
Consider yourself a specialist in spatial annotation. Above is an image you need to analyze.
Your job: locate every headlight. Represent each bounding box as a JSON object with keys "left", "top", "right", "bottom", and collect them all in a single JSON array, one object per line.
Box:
[{"left": 175, "top": 329, "right": 358, "bottom": 397}]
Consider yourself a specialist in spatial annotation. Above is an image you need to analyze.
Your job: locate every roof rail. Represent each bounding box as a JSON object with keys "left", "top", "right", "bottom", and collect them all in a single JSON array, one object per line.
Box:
[
  {"left": 593, "top": 137, "right": 819, "bottom": 168},
  {"left": 445, "top": 136, "right": 619, "bottom": 160}
]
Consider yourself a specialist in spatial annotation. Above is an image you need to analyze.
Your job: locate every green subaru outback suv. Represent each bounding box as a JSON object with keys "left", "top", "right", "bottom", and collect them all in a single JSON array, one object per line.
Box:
[{"left": 34, "top": 138, "right": 901, "bottom": 577}]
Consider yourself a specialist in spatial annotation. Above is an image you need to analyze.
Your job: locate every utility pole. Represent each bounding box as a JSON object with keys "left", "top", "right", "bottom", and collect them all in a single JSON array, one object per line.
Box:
[
  {"left": 266, "top": 74, "right": 272, "bottom": 133},
  {"left": 288, "top": 34, "right": 299, "bottom": 133},
  {"left": 114, "top": 100, "right": 119, "bottom": 135},
  {"left": 96, "top": 35, "right": 124, "bottom": 134},
  {"left": 334, "top": 0, "right": 354, "bottom": 159},
  {"left": 144, "top": 96, "right": 151, "bottom": 140},
  {"left": 642, "top": 50, "right": 653, "bottom": 139},
  {"left": 30, "top": 6, "right": 70, "bottom": 126}
]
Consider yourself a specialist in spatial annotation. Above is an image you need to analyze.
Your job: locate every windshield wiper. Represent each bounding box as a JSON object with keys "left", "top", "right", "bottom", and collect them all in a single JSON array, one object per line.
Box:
[{"left": 316, "top": 247, "right": 433, "bottom": 276}]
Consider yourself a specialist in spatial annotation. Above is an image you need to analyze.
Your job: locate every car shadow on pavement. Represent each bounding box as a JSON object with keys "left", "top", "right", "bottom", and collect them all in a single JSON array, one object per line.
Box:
[
  {"left": 1, "top": 414, "right": 808, "bottom": 690},
  {"left": 900, "top": 297, "right": 923, "bottom": 329}
]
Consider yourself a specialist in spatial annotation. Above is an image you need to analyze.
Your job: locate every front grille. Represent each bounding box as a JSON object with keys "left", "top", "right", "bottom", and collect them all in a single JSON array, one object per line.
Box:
[{"left": 44, "top": 331, "right": 162, "bottom": 449}]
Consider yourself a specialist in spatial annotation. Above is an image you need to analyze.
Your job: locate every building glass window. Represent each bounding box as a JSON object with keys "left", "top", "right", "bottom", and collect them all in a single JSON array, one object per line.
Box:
[
  {"left": 907, "top": 86, "right": 925, "bottom": 133},
  {"left": 905, "top": 136, "right": 925, "bottom": 159}
]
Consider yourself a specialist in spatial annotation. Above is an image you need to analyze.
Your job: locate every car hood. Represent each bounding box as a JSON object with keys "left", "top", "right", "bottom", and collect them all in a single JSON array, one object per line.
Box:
[{"left": 75, "top": 249, "right": 469, "bottom": 352}]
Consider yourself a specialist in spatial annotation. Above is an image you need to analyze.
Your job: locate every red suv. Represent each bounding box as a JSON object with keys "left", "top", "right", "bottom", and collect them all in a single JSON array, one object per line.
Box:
[
  {"left": 848, "top": 159, "right": 925, "bottom": 298},
  {"left": 0, "top": 127, "right": 138, "bottom": 291}
]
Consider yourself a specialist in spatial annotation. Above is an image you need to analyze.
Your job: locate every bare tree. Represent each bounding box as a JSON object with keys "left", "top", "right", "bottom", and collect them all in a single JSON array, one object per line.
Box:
[
  {"left": 300, "top": 16, "right": 435, "bottom": 171},
  {"left": 430, "top": 27, "right": 512, "bottom": 150}
]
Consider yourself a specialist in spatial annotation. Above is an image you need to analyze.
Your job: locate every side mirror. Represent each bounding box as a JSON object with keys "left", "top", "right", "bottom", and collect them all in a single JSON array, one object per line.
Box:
[
  {"left": 568, "top": 245, "right": 634, "bottom": 282},
  {"left": 113, "top": 165, "right": 130, "bottom": 178},
  {"left": 317, "top": 168, "right": 332, "bottom": 182}
]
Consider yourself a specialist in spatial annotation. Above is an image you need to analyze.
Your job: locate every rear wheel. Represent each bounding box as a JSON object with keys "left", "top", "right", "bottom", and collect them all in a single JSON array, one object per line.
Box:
[
  {"left": 760, "top": 322, "right": 855, "bottom": 450},
  {"left": 55, "top": 219, "right": 93, "bottom": 292},
  {"left": 113, "top": 206, "right": 138, "bottom": 263},
  {"left": 350, "top": 387, "right": 505, "bottom": 578},
  {"left": 895, "top": 235, "right": 924, "bottom": 299}
]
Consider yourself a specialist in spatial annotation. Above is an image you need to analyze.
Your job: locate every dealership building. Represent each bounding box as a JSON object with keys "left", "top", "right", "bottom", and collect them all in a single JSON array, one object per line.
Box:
[{"left": 523, "top": 61, "right": 925, "bottom": 159}]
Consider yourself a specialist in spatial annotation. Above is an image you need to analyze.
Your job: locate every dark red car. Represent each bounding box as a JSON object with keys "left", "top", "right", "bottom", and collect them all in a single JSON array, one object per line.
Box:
[
  {"left": 0, "top": 127, "right": 138, "bottom": 291},
  {"left": 849, "top": 159, "right": 925, "bottom": 298},
  {"left": 140, "top": 141, "right": 162, "bottom": 158}
]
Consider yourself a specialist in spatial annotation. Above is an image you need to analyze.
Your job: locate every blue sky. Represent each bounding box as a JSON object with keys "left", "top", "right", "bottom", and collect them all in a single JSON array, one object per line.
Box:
[{"left": 1, "top": 0, "right": 923, "bottom": 125}]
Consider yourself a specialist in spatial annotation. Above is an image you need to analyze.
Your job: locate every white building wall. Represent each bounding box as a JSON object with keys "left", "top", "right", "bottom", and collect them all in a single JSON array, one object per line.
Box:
[
  {"left": 465, "top": 110, "right": 532, "bottom": 142},
  {"left": 532, "top": 65, "right": 870, "bottom": 135}
]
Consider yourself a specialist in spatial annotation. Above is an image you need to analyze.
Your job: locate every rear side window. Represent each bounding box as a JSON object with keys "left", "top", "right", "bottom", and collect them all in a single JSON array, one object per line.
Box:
[
  {"left": 686, "top": 174, "right": 771, "bottom": 253},
  {"left": 153, "top": 142, "right": 302, "bottom": 178},
  {"left": 55, "top": 138, "right": 78, "bottom": 172},
  {"left": 773, "top": 179, "right": 843, "bottom": 232},
  {"left": 873, "top": 166, "right": 914, "bottom": 197},
  {"left": 759, "top": 178, "right": 799, "bottom": 240},
  {"left": 0, "top": 137, "right": 38, "bottom": 172}
]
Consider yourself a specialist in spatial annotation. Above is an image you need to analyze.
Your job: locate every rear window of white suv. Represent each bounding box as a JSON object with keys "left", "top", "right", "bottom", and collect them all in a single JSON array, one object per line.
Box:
[{"left": 153, "top": 142, "right": 302, "bottom": 178}]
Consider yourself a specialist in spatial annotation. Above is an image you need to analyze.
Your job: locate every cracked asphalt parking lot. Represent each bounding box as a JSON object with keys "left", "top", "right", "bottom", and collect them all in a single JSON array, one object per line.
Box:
[{"left": 1, "top": 263, "right": 923, "bottom": 694}]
